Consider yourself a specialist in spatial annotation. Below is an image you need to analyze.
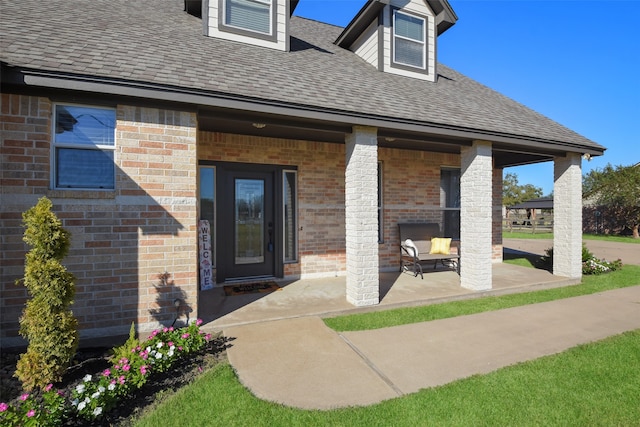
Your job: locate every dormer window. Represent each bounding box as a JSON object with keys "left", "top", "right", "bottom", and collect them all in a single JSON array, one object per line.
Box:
[
  {"left": 221, "top": 0, "right": 275, "bottom": 39},
  {"left": 392, "top": 9, "right": 426, "bottom": 70}
]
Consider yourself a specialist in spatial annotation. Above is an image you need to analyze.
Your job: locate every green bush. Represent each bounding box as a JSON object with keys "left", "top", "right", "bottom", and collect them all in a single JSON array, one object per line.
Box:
[
  {"left": 15, "top": 197, "right": 79, "bottom": 391},
  {"left": 538, "top": 244, "right": 622, "bottom": 275}
]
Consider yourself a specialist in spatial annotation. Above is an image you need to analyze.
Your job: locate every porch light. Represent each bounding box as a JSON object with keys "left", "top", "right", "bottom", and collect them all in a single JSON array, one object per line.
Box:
[{"left": 252, "top": 123, "right": 266, "bottom": 129}]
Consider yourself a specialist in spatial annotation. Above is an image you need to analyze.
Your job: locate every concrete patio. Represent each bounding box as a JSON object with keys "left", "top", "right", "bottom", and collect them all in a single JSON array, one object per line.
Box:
[{"left": 200, "top": 262, "right": 578, "bottom": 332}]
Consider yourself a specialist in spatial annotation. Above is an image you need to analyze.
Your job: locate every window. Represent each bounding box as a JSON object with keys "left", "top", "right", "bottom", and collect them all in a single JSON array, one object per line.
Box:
[
  {"left": 53, "top": 104, "right": 115, "bottom": 189},
  {"left": 223, "top": 0, "right": 272, "bottom": 35},
  {"left": 393, "top": 10, "right": 426, "bottom": 69},
  {"left": 283, "top": 170, "right": 297, "bottom": 263},
  {"left": 441, "top": 168, "right": 460, "bottom": 239},
  {"left": 200, "top": 166, "right": 216, "bottom": 266}
]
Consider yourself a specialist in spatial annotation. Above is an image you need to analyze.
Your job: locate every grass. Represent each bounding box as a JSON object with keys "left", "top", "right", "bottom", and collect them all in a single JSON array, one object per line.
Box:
[
  {"left": 323, "top": 265, "right": 640, "bottom": 332},
  {"left": 131, "top": 264, "right": 640, "bottom": 426},
  {"left": 133, "top": 329, "right": 640, "bottom": 426},
  {"left": 503, "top": 231, "right": 640, "bottom": 243}
]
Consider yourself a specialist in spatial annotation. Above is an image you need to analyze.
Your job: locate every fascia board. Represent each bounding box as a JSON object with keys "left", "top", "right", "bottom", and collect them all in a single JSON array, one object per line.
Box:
[{"left": 17, "top": 69, "right": 604, "bottom": 157}]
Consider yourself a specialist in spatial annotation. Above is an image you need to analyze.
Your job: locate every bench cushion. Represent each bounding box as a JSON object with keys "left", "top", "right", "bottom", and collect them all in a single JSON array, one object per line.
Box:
[{"left": 429, "top": 237, "right": 452, "bottom": 255}]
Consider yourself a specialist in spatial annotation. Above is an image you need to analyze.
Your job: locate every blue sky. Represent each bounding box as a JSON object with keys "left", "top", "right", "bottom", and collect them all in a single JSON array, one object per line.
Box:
[{"left": 294, "top": 0, "right": 640, "bottom": 195}]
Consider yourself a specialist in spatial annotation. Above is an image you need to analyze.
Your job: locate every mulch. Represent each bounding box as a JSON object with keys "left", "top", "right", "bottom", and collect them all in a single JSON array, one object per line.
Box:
[{"left": 1, "top": 337, "right": 230, "bottom": 426}]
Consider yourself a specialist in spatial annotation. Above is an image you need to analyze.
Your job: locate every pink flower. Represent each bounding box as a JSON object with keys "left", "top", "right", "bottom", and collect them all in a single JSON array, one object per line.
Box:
[
  {"left": 110, "top": 379, "right": 117, "bottom": 385},
  {"left": 168, "top": 327, "right": 174, "bottom": 332},
  {"left": 119, "top": 358, "right": 129, "bottom": 364},
  {"left": 20, "top": 393, "right": 29, "bottom": 401},
  {"left": 198, "top": 366, "right": 203, "bottom": 373},
  {"left": 102, "top": 369, "right": 111, "bottom": 377},
  {"left": 205, "top": 333, "right": 212, "bottom": 341},
  {"left": 168, "top": 341, "right": 174, "bottom": 347},
  {"left": 196, "top": 319, "right": 203, "bottom": 326},
  {"left": 178, "top": 346, "right": 183, "bottom": 351},
  {"left": 140, "top": 365, "right": 148, "bottom": 375},
  {"left": 0, "top": 402, "right": 8, "bottom": 412},
  {"left": 118, "top": 376, "right": 126, "bottom": 385},
  {"left": 122, "top": 364, "right": 131, "bottom": 372},
  {"left": 163, "top": 327, "right": 169, "bottom": 333},
  {"left": 182, "top": 333, "right": 189, "bottom": 339},
  {"left": 27, "top": 409, "right": 35, "bottom": 417},
  {"left": 114, "top": 364, "right": 121, "bottom": 370},
  {"left": 45, "top": 383, "right": 53, "bottom": 392}
]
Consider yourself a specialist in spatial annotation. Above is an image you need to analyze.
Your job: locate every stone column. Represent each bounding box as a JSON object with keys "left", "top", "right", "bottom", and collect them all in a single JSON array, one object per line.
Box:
[
  {"left": 553, "top": 153, "right": 582, "bottom": 278},
  {"left": 345, "top": 126, "right": 379, "bottom": 306},
  {"left": 460, "top": 141, "right": 493, "bottom": 291}
]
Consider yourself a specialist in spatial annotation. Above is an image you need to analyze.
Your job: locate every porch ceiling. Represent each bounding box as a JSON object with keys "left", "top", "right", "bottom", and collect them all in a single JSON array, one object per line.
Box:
[{"left": 198, "top": 109, "right": 563, "bottom": 168}]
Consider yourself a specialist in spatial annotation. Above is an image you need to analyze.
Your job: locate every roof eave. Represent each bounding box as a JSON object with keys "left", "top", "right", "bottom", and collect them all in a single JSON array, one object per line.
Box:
[{"left": 3, "top": 66, "right": 605, "bottom": 159}]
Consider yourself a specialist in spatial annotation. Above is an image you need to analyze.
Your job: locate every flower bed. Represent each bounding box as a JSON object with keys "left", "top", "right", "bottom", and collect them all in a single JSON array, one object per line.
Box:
[{"left": 1, "top": 320, "right": 218, "bottom": 426}]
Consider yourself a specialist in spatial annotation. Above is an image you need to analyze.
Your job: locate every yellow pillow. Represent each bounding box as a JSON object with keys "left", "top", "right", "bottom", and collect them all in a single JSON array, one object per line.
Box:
[{"left": 429, "top": 237, "right": 452, "bottom": 255}]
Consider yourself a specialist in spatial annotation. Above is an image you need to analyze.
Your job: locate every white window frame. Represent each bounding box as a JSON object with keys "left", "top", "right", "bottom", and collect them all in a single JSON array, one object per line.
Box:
[
  {"left": 51, "top": 103, "right": 116, "bottom": 190},
  {"left": 223, "top": 0, "right": 273, "bottom": 36},
  {"left": 392, "top": 9, "right": 427, "bottom": 70}
]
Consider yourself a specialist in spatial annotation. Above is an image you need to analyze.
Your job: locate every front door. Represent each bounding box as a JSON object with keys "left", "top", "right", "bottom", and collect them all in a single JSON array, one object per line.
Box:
[{"left": 220, "top": 169, "right": 275, "bottom": 280}]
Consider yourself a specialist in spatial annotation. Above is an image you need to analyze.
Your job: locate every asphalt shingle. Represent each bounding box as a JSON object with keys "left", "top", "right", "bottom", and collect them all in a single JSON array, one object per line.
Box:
[{"left": 0, "top": 0, "right": 603, "bottom": 150}]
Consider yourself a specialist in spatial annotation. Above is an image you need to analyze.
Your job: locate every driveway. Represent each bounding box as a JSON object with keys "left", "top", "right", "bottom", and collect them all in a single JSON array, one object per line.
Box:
[{"left": 503, "top": 238, "right": 640, "bottom": 265}]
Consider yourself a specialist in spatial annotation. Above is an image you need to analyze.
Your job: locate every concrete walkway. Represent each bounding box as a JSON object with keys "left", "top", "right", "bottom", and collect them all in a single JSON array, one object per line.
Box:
[{"left": 224, "top": 285, "right": 640, "bottom": 409}]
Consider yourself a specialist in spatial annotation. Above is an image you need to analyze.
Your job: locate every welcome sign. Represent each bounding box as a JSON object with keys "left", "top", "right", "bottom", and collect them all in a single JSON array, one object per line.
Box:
[{"left": 198, "top": 220, "right": 214, "bottom": 290}]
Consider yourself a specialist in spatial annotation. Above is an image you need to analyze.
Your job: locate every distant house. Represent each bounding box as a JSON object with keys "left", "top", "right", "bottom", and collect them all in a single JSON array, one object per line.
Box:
[{"left": 0, "top": 0, "right": 605, "bottom": 345}]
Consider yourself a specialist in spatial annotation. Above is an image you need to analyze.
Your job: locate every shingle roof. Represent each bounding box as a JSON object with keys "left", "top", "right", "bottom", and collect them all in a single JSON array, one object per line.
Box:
[{"left": 0, "top": 0, "right": 604, "bottom": 153}]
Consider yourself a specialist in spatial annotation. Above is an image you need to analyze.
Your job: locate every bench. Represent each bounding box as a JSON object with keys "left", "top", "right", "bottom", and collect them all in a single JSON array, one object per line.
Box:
[{"left": 398, "top": 223, "right": 460, "bottom": 279}]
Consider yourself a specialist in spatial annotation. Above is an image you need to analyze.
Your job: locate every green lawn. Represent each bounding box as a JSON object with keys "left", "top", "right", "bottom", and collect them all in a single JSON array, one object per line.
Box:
[
  {"left": 503, "top": 231, "right": 640, "bottom": 244},
  {"left": 134, "top": 329, "right": 640, "bottom": 426},
  {"left": 324, "top": 265, "right": 640, "bottom": 332},
  {"left": 131, "top": 265, "right": 640, "bottom": 426}
]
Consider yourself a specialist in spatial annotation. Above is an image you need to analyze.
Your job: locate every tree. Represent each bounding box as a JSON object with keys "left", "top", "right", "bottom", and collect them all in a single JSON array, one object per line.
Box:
[
  {"left": 583, "top": 164, "right": 640, "bottom": 238},
  {"left": 502, "top": 172, "right": 544, "bottom": 208},
  {"left": 15, "top": 197, "right": 79, "bottom": 390}
]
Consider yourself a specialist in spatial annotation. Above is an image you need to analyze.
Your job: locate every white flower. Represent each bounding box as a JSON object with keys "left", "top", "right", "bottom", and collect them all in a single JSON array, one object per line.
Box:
[
  {"left": 83, "top": 374, "right": 92, "bottom": 382},
  {"left": 98, "top": 386, "right": 105, "bottom": 393},
  {"left": 75, "top": 384, "right": 85, "bottom": 394},
  {"left": 91, "top": 391, "right": 101, "bottom": 399},
  {"left": 84, "top": 397, "right": 91, "bottom": 404},
  {"left": 146, "top": 346, "right": 151, "bottom": 352},
  {"left": 108, "top": 383, "right": 116, "bottom": 391},
  {"left": 71, "top": 399, "right": 79, "bottom": 407},
  {"left": 78, "top": 401, "right": 86, "bottom": 411},
  {"left": 93, "top": 406, "right": 103, "bottom": 416},
  {"left": 155, "top": 352, "right": 163, "bottom": 359},
  {"left": 169, "top": 345, "right": 175, "bottom": 351},
  {"left": 157, "top": 342, "right": 163, "bottom": 348},
  {"left": 168, "top": 350, "right": 174, "bottom": 357}
]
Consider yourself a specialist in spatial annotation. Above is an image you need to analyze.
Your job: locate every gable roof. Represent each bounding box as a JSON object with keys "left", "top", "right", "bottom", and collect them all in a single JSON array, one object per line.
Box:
[
  {"left": 335, "top": 0, "right": 458, "bottom": 47},
  {"left": 0, "top": 0, "right": 604, "bottom": 166}
]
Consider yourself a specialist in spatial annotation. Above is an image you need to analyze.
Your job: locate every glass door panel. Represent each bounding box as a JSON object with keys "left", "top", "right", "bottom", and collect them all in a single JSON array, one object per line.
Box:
[{"left": 235, "top": 179, "right": 265, "bottom": 264}]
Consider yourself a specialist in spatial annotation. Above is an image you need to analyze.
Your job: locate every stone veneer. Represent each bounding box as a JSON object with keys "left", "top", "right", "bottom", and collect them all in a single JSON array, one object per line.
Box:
[
  {"left": 345, "top": 126, "right": 379, "bottom": 306},
  {"left": 553, "top": 153, "right": 583, "bottom": 278},
  {"left": 460, "top": 141, "right": 493, "bottom": 290}
]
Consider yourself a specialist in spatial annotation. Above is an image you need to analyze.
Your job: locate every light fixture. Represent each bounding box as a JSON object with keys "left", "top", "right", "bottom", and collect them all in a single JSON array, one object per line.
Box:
[
  {"left": 582, "top": 153, "right": 592, "bottom": 161},
  {"left": 384, "top": 137, "right": 396, "bottom": 142},
  {"left": 252, "top": 123, "right": 266, "bottom": 129}
]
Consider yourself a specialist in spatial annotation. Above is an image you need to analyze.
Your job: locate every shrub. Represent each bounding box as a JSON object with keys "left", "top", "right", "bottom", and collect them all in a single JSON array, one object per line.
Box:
[
  {"left": 538, "top": 244, "right": 622, "bottom": 275},
  {"left": 15, "top": 197, "right": 79, "bottom": 391},
  {"left": 1, "top": 321, "right": 213, "bottom": 425}
]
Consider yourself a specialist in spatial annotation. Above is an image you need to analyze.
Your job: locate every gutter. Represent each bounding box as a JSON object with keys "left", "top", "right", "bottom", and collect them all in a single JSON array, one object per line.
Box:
[{"left": 3, "top": 65, "right": 605, "bottom": 157}]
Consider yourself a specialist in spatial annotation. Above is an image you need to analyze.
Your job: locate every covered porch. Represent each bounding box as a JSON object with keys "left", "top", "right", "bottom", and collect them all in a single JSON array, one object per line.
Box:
[{"left": 199, "top": 262, "right": 578, "bottom": 331}]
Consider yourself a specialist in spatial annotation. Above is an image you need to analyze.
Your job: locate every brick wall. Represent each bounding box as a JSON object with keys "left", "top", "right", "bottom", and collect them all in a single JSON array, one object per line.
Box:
[{"left": 1, "top": 95, "right": 198, "bottom": 345}]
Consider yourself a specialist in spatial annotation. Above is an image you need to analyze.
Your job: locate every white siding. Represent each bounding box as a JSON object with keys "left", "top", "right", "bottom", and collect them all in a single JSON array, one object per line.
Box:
[
  {"left": 383, "top": 0, "right": 436, "bottom": 82},
  {"left": 352, "top": 20, "right": 379, "bottom": 69},
  {"left": 207, "top": 0, "right": 289, "bottom": 51}
]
